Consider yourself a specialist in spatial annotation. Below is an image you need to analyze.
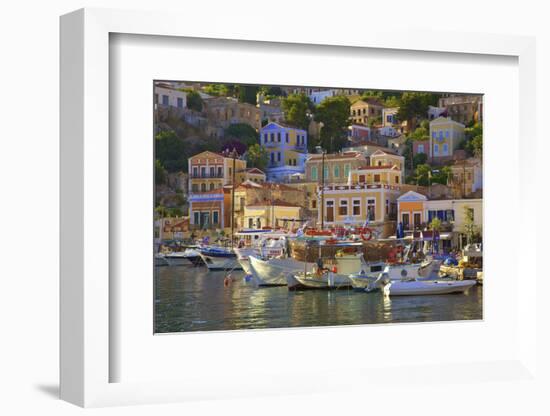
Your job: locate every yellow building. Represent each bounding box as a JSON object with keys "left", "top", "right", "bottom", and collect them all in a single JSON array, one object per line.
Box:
[
  {"left": 188, "top": 150, "right": 247, "bottom": 229},
  {"left": 429, "top": 116, "right": 465, "bottom": 162},
  {"left": 350, "top": 99, "right": 384, "bottom": 125},
  {"left": 305, "top": 151, "right": 367, "bottom": 184},
  {"left": 243, "top": 200, "right": 303, "bottom": 230},
  {"left": 260, "top": 122, "right": 308, "bottom": 181}
]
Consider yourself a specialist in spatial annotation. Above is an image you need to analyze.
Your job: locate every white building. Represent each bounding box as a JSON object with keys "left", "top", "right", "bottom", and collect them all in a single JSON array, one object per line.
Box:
[
  {"left": 428, "top": 105, "right": 447, "bottom": 120},
  {"left": 155, "top": 83, "right": 187, "bottom": 109},
  {"left": 309, "top": 89, "right": 337, "bottom": 105}
]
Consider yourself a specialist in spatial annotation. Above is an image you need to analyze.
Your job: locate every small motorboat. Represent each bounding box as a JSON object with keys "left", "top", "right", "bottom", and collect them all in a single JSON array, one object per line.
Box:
[
  {"left": 385, "top": 278, "right": 477, "bottom": 296},
  {"left": 198, "top": 246, "right": 242, "bottom": 271}
]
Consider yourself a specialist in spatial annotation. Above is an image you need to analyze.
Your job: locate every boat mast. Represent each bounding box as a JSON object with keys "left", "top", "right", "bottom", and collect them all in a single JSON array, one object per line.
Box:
[
  {"left": 231, "top": 148, "right": 236, "bottom": 249},
  {"left": 321, "top": 148, "right": 325, "bottom": 230}
]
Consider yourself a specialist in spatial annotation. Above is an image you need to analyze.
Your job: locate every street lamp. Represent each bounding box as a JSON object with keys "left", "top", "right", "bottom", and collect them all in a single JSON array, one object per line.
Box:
[{"left": 315, "top": 145, "right": 327, "bottom": 230}]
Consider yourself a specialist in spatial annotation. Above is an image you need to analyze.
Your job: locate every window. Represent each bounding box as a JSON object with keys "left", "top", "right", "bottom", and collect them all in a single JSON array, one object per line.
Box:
[
  {"left": 352, "top": 199, "right": 361, "bottom": 216},
  {"left": 209, "top": 183, "right": 214, "bottom": 190},
  {"left": 229, "top": 167, "right": 232, "bottom": 176},
  {"left": 334, "top": 165, "right": 340, "bottom": 178},
  {"left": 191, "top": 184, "right": 198, "bottom": 192},
  {"left": 395, "top": 175, "right": 399, "bottom": 184},
  {"left": 217, "top": 167, "right": 223, "bottom": 177},
  {"left": 201, "top": 167, "right": 206, "bottom": 177},
  {"left": 311, "top": 166, "right": 318, "bottom": 180},
  {"left": 311, "top": 200, "right": 317, "bottom": 209},
  {"left": 445, "top": 130, "right": 450, "bottom": 138},
  {"left": 323, "top": 166, "right": 329, "bottom": 181},
  {"left": 434, "top": 144, "right": 439, "bottom": 155},
  {"left": 270, "top": 133, "right": 274, "bottom": 142},
  {"left": 210, "top": 167, "right": 215, "bottom": 177},
  {"left": 378, "top": 161, "right": 382, "bottom": 166},
  {"left": 432, "top": 131, "right": 436, "bottom": 138},
  {"left": 359, "top": 175, "right": 365, "bottom": 183},
  {"left": 200, "top": 183, "right": 206, "bottom": 192},
  {"left": 277, "top": 152, "right": 281, "bottom": 162},
  {"left": 264, "top": 133, "right": 268, "bottom": 143},
  {"left": 162, "top": 95, "right": 169, "bottom": 105},
  {"left": 344, "top": 164, "right": 350, "bottom": 178},
  {"left": 442, "top": 143, "right": 449, "bottom": 155},
  {"left": 367, "top": 198, "right": 376, "bottom": 221},
  {"left": 277, "top": 132, "right": 281, "bottom": 142},
  {"left": 192, "top": 167, "right": 198, "bottom": 177},
  {"left": 286, "top": 133, "right": 289, "bottom": 143},
  {"left": 248, "top": 218, "right": 254, "bottom": 228},
  {"left": 417, "top": 144, "right": 425, "bottom": 153},
  {"left": 374, "top": 174, "right": 380, "bottom": 182},
  {"left": 339, "top": 199, "right": 348, "bottom": 216},
  {"left": 439, "top": 131, "right": 443, "bottom": 139},
  {"left": 270, "top": 153, "right": 274, "bottom": 164},
  {"left": 193, "top": 212, "right": 200, "bottom": 225},
  {"left": 212, "top": 211, "right": 219, "bottom": 224},
  {"left": 385, "top": 199, "right": 389, "bottom": 215}
]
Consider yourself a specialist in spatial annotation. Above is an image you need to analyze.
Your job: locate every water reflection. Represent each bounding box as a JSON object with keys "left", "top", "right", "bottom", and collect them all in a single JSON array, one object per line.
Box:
[{"left": 154, "top": 266, "right": 483, "bottom": 333}]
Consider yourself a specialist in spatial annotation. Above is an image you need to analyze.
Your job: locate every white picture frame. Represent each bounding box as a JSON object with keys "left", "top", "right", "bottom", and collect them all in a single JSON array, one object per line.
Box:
[{"left": 60, "top": 7, "right": 540, "bottom": 408}]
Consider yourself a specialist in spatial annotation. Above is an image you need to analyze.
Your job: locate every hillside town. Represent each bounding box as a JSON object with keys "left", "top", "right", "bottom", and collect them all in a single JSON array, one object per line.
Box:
[{"left": 154, "top": 82, "right": 483, "bottom": 253}]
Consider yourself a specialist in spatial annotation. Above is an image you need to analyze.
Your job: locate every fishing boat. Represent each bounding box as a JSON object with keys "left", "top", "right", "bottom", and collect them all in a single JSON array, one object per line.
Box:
[
  {"left": 249, "top": 255, "right": 313, "bottom": 286},
  {"left": 347, "top": 259, "right": 441, "bottom": 290},
  {"left": 198, "top": 246, "right": 242, "bottom": 271},
  {"left": 384, "top": 278, "right": 477, "bottom": 296},
  {"left": 233, "top": 230, "right": 292, "bottom": 275},
  {"left": 289, "top": 252, "right": 372, "bottom": 290}
]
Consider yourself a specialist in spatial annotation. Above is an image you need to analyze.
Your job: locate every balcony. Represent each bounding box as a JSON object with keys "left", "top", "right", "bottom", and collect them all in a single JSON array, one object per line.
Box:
[{"left": 190, "top": 172, "right": 224, "bottom": 179}]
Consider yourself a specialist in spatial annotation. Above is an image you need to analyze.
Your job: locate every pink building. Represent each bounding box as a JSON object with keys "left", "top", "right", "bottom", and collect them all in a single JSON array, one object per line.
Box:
[
  {"left": 348, "top": 124, "right": 370, "bottom": 141},
  {"left": 412, "top": 140, "right": 429, "bottom": 156}
]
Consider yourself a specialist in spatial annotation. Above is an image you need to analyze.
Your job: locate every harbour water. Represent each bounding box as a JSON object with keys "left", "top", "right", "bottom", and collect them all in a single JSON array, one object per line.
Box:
[{"left": 154, "top": 265, "right": 483, "bottom": 333}]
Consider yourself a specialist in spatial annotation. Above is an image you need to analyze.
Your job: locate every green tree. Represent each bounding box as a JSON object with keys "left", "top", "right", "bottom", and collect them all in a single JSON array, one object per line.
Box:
[
  {"left": 155, "top": 159, "right": 167, "bottom": 185},
  {"left": 224, "top": 123, "right": 258, "bottom": 146},
  {"left": 412, "top": 152, "right": 427, "bottom": 168},
  {"left": 186, "top": 90, "right": 203, "bottom": 112},
  {"left": 431, "top": 166, "right": 451, "bottom": 185},
  {"left": 246, "top": 144, "right": 268, "bottom": 171},
  {"left": 238, "top": 85, "right": 259, "bottom": 105},
  {"left": 314, "top": 95, "right": 351, "bottom": 153},
  {"left": 464, "top": 123, "right": 483, "bottom": 159},
  {"left": 463, "top": 206, "right": 477, "bottom": 245},
  {"left": 281, "top": 93, "right": 313, "bottom": 130},
  {"left": 397, "top": 92, "right": 440, "bottom": 129},
  {"left": 155, "top": 131, "right": 187, "bottom": 172},
  {"left": 409, "top": 125, "right": 430, "bottom": 141},
  {"left": 429, "top": 217, "right": 442, "bottom": 232},
  {"left": 415, "top": 164, "right": 432, "bottom": 186}
]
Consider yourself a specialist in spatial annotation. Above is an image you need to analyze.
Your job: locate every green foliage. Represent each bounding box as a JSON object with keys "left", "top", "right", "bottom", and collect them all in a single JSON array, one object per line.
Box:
[
  {"left": 186, "top": 90, "right": 203, "bottom": 112},
  {"left": 413, "top": 152, "right": 427, "bottom": 167},
  {"left": 281, "top": 93, "right": 313, "bottom": 130},
  {"left": 429, "top": 217, "right": 442, "bottom": 231},
  {"left": 224, "top": 123, "right": 258, "bottom": 146},
  {"left": 415, "top": 164, "right": 432, "bottom": 186},
  {"left": 259, "top": 85, "right": 285, "bottom": 98},
  {"left": 408, "top": 125, "right": 429, "bottom": 141},
  {"left": 246, "top": 144, "right": 268, "bottom": 171},
  {"left": 413, "top": 164, "right": 450, "bottom": 186},
  {"left": 155, "top": 159, "right": 167, "bottom": 185},
  {"left": 314, "top": 95, "right": 351, "bottom": 153},
  {"left": 203, "top": 84, "right": 236, "bottom": 97},
  {"left": 155, "top": 131, "right": 187, "bottom": 172},
  {"left": 464, "top": 123, "right": 483, "bottom": 158},
  {"left": 463, "top": 206, "right": 477, "bottom": 244},
  {"left": 238, "top": 85, "right": 259, "bottom": 105},
  {"left": 396, "top": 92, "right": 441, "bottom": 126}
]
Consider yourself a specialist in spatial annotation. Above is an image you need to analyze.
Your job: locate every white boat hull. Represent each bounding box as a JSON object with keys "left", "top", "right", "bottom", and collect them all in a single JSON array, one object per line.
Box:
[
  {"left": 199, "top": 251, "right": 242, "bottom": 271},
  {"left": 292, "top": 272, "right": 353, "bottom": 290},
  {"left": 387, "top": 279, "right": 477, "bottom": 296},
  {"left": 249, "top": 256, "right": 313, "bottom": 287}
]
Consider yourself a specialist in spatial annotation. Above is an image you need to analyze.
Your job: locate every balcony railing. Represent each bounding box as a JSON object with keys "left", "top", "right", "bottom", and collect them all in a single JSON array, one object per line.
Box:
[{"left": 190, "top": 172, "right": 224, "bottom": 179}]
